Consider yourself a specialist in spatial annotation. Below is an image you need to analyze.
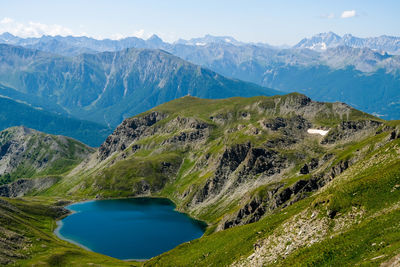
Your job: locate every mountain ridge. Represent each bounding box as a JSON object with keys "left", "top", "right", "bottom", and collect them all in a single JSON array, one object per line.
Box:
[
  {"left": 0, "top": 43, "right": 280, "bottom": 127},
  {"left": 0, "top": 92, "right": 112, "bottom": 147},
  {"left": 294, "top": 31, "right": 400, "bottom": 54}
]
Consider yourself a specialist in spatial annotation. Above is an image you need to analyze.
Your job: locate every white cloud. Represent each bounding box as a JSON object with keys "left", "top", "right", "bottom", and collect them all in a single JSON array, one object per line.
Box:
[
  {"left": 0, "top": 17, "right": 75, "bottom": 37},
  {"left": 108, "top": 29, "right": 154, "bottom": 40},
  {"left": 341, "top": 10, "right": 356, "bottom": 18},
  {"left": 133, "top": 29, "right": 154, "bottom": 40},
  {"left": 0, "top": 17, "right": 177, "bottom": 42},
  {"left": 110, "top": 33, "right": 126, "bottom": 40},
  {"left": 0, "top": 17, "right": 13, "bottom": 24}
]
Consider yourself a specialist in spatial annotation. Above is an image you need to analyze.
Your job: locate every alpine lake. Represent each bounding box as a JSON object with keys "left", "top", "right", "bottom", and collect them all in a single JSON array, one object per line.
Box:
[{"left": 55, "top": 198, "right": 206, "bottom": 260}]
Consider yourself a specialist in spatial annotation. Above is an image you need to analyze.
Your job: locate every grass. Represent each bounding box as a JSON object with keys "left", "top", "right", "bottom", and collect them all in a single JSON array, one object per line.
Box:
[
  {"left": 2, "top": 94, "right": 399, "bottom": 266},
  {"left": 147, "top": 198, "right": 313, "bottom": 266},
  {"left": 0, "top": 197, "right": 134, "bottom": 267},
  {"left": 278, "top": 208, "right": 400, "bottom": 267}
]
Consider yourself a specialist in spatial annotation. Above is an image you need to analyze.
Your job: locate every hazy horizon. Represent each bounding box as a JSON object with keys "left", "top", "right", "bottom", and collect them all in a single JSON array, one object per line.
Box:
[{"left": 1, "top": 0, "right": 399, "bottom": 46}]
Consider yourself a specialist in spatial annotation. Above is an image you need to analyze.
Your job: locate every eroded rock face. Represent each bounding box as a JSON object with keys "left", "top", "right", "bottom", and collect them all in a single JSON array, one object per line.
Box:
[
  {"left": 220, "top": 159, "right": 353, "bottom": 230},
  {"left": 162, "top": 118, "right": 209, "bottom": 146},
  {"left": 263, "top": 115, "right": 311, "bottom": 135},
  {"left": 163, "top": 130, "right": 208, "bottom": 145},
  {"left": 322, "top": 120, "right": 382, "bottom": 144},
  {"left": 98, "top": 111, "right": 166, "bottom": 160},
  {"left": 194, "top": 143, "right": 287, "bottom": 205},
  {"left": 194, "top": 143, "right": 252, "bottom": 204},
  {"left": 300, "top": 158, "right": 319, "bottom": 174},
  {"left": 0, "top": 177, "right": 59, "bottom": 197}
]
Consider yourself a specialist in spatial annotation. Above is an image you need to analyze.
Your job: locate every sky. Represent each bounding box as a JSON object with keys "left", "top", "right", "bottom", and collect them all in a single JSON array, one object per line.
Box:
[{"left": 0, "top": 0, "right": 399, "bottom": 45}]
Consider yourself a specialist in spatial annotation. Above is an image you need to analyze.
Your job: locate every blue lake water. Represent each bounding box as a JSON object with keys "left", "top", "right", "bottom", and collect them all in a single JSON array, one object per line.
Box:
[{"left": 55, "top": 198, "right": 206, "bottom": 260}]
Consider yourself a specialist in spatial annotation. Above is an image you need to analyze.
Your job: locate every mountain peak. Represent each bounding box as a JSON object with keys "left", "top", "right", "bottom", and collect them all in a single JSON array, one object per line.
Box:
[
  {"left": 5, "top": 125, "right": 35, "bottom": 136},
  {"left": 0, "top": 32, "right": 17, "bottom": 41},
  {"left": 174, "top": 34, "right": 241, "bottom": 46},
  {"left": 294, "top": 32, "right": 400, "bottom": 54},
  {"left": 147, "top": 34, "right": 163, "bottom": 43}
]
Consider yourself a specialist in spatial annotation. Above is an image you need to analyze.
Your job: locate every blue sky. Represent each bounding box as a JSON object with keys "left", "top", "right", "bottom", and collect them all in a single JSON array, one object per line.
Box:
[{"left": 0, "top": 0, "right": 399, "bottom": 45}]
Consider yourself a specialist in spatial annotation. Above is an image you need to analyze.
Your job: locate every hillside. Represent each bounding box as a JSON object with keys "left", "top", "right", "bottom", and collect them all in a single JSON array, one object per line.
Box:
[
  {"left": 0, "top": 93, "right": 111, "bottom": 147},
  {"left": 0, "top": 44, "right": 279, "bottom": 127},
  {"left": 0, "top": 126, "right": 94, "bottom": 186},
  {"left": 1, "top": 94, "right": 400, "bottom": 266},
  {"left": 0, "top": 197, "right": 130, "bottom": 266}
]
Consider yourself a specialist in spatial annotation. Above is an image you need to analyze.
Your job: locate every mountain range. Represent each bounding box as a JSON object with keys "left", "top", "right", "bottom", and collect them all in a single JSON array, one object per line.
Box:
[
  {"left": 1, "top": 32, "right": 400, "bottom": 123},
  {"left": 0, "top": 93, "right": 111, "bottom": 147},
  {"left": 294, "top": 31, "right": 400, "bottom": 54},
  {"left": 2, "top": 31, "right": 399, "bottom": 55},
  {"left": 0, "top": 43, "right": 278, "bottom": 129}
]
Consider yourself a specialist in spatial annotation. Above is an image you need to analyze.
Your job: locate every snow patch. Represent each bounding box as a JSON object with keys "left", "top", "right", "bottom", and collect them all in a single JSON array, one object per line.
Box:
[
  {"left": 310, "top": 42, "right": 327, "bottom": 50},
  {"left": 307, "top": 129, "right": 329, "bottom": 136}
]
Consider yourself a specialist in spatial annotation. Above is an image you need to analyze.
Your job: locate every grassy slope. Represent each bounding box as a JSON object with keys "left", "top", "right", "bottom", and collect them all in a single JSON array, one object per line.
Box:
[
  {"left": 148, "top": 124, "right": 400, "bottom": 266},
  {"left": 3, "top": 94, "right": 399, "bottom": 266},
  {"left": 0, "top": 127, "right": 95, "bottom": 185},
  {"left": 0, "top": 197, "right": 135, "bottom": 266}
]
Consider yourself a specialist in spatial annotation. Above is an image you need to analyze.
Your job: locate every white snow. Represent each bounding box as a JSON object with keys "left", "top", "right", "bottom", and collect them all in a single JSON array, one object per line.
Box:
[
  {"left": 310, "top": 42, "right": 327, "bottom": 50},
  {"left": 307, "top": 129, "right": 329, "bottom": 136},
  {"left": 195, "top": 42, "right": 207, "bottom": 46}
]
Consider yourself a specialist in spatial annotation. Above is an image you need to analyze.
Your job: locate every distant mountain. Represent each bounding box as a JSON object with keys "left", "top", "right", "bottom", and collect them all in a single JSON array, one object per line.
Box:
[
  {"left": 0, "top": 32, "right": 276, "bottom": 56},
  {"left": 2, "top": 32, "right": 400, "bottom": 120},
  {"left": 171, "top": 44, "right": 400, "bottom": 119},
  {"left": 0, "top": 32, "right": 167, "bottom": 56},
  {"left": 0, "top": 43, "right": 280, "bottom": 127},
  {"left": 294, "top": 32, "right": 400, "bottom": 54},
  {"left": 0, "top": 92, "right": 111, "bottom": 147},
  {"left": 175, "top": 34, "right": 245, "bottom": 46}
]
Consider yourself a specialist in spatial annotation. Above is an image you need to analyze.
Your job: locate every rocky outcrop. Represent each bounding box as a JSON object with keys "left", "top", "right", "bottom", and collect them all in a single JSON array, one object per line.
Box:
[
  {"left": 0, "top": 177, "right": 59, "bottom": 197},
  {"left": 162, "top": 117, "right": 209, "bottom": 145},
  {"left": 194, "top": 143, "right": 252, "bottom": 203},
  {"left": 299, "top": 158, "right": 319, "bottom": 174},
  {"left": 263, "top": 115, "right": 311, "bottom": 136},
  {"left": 194, "top": 143, "right": 287, "bottom": 204},
  {"left": 220, "top": 159, "right": 352, "bottom": 230},
  {"left": 98, "top": 111, "right": 166, "bottom": 160},
  {"left": 163, "top": 129, "right": 208, "bottom": 145},
  {"left": 322, "top": 120, "right": 382, "bottom": 144}
]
